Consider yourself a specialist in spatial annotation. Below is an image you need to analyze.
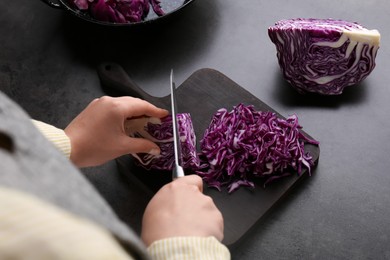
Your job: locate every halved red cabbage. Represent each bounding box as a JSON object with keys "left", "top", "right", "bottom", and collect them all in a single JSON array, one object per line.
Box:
[
  {"left": 196, "top": 104, "right": 319, "bottom": 193},
  {"left": 268, "top": 18, "right": 380, "bottom": 95},
  {"left": 126, "top": 114, "right": 200, "bottom": 171},
  {"left": 68, "top": 0, "right": 164, "bottom": 23}
]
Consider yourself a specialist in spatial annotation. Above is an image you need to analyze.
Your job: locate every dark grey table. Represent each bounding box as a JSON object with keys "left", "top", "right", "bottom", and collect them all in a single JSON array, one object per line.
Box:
[{"left": 1, "top": 0, "right": 390, "bottom": 259}]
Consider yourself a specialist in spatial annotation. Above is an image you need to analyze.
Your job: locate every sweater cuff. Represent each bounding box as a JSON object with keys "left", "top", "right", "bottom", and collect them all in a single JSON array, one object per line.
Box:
[
  {"left": 0, "top": 187, "right": 133, "bottom": 260},
  {"left": 32, "top": 120, "right": 71, "bottom": 158},
  {"left": 147, "top": 236, "right": 230, "bottom": 260}
]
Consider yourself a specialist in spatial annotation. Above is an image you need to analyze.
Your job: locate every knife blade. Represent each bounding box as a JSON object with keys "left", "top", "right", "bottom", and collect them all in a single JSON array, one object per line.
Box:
[{"left": 170, "top": 70, "right": 185, "bottom": 179}]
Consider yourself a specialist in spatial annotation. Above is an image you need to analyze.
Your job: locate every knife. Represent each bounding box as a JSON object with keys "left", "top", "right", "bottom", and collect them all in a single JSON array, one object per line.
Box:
[{"left": 170, "top": 70, "right": 185, "bottom": 179}]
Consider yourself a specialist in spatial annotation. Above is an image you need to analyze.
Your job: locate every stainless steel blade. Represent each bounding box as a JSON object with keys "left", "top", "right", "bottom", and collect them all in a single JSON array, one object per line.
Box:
[{"left": 170, "top": 70, "right": 185, "bottom": 179}]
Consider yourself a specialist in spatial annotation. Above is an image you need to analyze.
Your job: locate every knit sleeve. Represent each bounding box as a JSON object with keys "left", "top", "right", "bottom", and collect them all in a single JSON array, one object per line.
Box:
[
  {"left": 147, "top": 236, "right": 231, "bottom": 260},
  {"left": 0, "top": 187, "right": 135, "bottom": 260},
  {"left": 32, "top": 120, "right": 71, "bottom": 158}
]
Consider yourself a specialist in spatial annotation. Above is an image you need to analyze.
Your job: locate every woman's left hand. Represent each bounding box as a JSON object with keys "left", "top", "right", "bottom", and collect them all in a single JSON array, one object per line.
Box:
[{"left": 64, "top": 96, "right": 168, "bottom": 168}]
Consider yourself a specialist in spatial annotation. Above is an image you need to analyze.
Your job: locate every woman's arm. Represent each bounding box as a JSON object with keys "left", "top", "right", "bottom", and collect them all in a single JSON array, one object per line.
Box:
[
  {"left": 33, "top": 96, "right": 169, "bottom": 167},
  {"left": 30, "top": 96, "right": 230, "bottom": 259}
]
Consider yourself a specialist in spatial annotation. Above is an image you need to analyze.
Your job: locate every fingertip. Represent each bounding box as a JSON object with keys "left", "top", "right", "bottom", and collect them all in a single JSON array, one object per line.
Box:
[
  {"left": 142, "top": 100, "right": 168, "bottom": 118},
  {"left": 148, "top": 147, "right": 161, "bottom": 156},
  {"left": 161, "top": 108, "right": 169, "bottom": 115},
  {"left": 152, "top": 107, "right": 170, "bottom": 118}
]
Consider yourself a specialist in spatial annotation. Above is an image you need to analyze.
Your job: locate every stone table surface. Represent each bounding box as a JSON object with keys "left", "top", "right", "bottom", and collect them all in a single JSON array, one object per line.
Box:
[{"left": 1, "top": 0, "right": 390, "bottom": 259}]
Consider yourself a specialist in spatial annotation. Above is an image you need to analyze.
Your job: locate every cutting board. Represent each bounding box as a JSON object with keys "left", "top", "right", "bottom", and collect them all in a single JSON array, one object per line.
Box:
[{"left": 98, "top": 62, "right": 320, "bottom": 247}]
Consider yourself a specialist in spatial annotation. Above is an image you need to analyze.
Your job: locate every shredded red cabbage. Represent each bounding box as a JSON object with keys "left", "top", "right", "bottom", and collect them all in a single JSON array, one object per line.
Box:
[
  {"left": 127, "top": 114, "right": 200, "bottom": 171},
  {"left": 196, "top": 104, "right": 319, "bottom": 193},
  {"left": 68, "top": 0, "right": 164, "bottom": 23}
]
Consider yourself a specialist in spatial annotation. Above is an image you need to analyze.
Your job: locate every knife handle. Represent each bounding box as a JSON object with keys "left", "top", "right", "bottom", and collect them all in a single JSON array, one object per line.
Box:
[
  {"left": 97, "top": 62, "right": 162, "bottom": 106},
  {"left": 172, "top": 165, "right": 185, "bottom": 180}
]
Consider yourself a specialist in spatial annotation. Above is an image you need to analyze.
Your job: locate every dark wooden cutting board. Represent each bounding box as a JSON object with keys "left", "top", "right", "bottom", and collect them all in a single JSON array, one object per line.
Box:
[{"left": 98, "top": 62, "right": 320, "bottom": 247}]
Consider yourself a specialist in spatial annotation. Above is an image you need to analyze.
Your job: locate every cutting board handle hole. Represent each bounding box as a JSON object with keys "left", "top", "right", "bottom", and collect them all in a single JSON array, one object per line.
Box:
[{"left": 0, "top": 132, "right": 14, "bottom": 153}]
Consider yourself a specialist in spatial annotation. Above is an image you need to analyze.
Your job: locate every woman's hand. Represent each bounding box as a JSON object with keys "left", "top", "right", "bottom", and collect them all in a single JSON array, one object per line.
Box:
[
  {"left": 141, "top": 175, "right": 224, "bottom": 246},
  {"left": 64, "top": 96, "right": 168, "bottom": 168}
]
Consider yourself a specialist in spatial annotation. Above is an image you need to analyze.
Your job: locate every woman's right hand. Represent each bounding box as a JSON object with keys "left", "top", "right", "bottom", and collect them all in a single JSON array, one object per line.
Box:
[{"left": 141, "top": 175, "right": 224, "bottom": 246}]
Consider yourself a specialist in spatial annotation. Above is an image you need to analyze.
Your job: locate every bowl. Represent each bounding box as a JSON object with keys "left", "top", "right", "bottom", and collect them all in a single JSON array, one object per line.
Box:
[{"left": 40, "top": 0, "right": 195, "bottom": 26}]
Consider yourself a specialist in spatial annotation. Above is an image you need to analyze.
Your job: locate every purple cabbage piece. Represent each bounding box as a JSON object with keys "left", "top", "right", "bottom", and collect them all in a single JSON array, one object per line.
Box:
[
  {"left": 127, "top": 114, "right": 200, "bottom": 171},
  {"left": 196, "top": 104, "right": 319, "bottom": 193},
  {"left": 68, "top": 0, "right": 164, "bottom": 23},
  {"left": 268, "top": 18, "right": 380, "bottom": 95}
]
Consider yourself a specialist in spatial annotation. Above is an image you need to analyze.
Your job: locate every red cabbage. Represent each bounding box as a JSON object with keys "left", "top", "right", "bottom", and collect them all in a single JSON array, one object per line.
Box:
[
  {"left": 127, "top": 114, "right": 200, "bottom": 171},
  {"left": 68, "top": 0, "right": 164, "bottom": 23},
  {"left": 196, "top": 104, "right": 319, "bottom": 193},
  {"left": 268, "top": 18, "right": 380, "bottom": 95}
]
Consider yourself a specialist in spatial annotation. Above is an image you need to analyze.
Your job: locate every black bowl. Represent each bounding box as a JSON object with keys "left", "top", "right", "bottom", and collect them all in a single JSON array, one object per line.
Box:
[{"left": 40, "top": 0, "right": 195, "bottom": 26}]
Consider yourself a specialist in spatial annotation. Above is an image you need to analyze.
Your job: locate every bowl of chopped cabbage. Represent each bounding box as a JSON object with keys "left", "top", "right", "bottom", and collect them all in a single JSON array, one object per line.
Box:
[{"left": 40, "top": 0, "right": 195, "bottom": 26}]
